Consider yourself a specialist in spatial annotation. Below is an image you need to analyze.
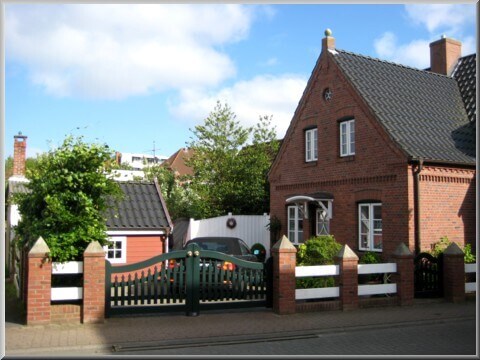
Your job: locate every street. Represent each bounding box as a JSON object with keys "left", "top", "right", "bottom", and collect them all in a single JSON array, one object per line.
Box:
[
  {"left": 29, "top": 317, "right": 476, "bottom": 357},
  {"left": 116, "top": 318, "right": 476, "bottom": 356}
]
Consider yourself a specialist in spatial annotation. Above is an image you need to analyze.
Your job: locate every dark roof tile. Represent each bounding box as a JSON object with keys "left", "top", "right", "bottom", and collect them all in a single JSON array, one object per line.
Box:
[
  {"left": 331, "top": 49, "right": 475, "bottom": 165},
  {"left": 105, "top": 181, "right": 170, "bottom": 231}
]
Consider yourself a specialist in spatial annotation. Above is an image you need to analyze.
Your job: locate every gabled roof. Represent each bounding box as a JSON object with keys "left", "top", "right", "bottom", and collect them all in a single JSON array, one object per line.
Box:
[
  {"left": 330, "top": 49, "right": 475, "bottom": 165},
  {"left": 452, "top": 54, "right": 476, "bottom": 124},
  {"left": 163, "top": 148, "right": 194, "bottom": 177},
  {"left": 105, "top": 180, "right": 172, "bottom": 231}
]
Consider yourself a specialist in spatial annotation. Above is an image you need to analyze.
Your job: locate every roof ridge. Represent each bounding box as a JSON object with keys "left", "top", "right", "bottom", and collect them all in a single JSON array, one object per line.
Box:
[{"left": 333, "top": 48, "right": 454, "bottom": 79}]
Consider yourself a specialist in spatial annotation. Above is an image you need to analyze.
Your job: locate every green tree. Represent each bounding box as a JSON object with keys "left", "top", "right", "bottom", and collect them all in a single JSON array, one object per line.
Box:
[
  {"left": 14, "top": 136, "right": 121, "bottom": 262},
  {"left": 187, "top": 101, "right": 279, "bottom": 218},
  {"left": 143, "top": 164, "right": 197, "bottom": 220}
]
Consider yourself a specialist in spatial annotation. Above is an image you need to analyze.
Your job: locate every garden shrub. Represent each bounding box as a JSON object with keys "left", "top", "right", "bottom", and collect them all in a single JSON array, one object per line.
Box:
[
  {"left": 296, "top": 235, "right": 342, "bottom": 289},
  {"left": 429, "top": 236, "right": 476, "bottom": 264}
]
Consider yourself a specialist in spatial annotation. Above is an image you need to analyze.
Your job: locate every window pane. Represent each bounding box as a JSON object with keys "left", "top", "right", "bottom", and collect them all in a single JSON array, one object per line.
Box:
[
  {"left": 360, "top": 235, "right": 368, "bottom": 249},
  {"left": 374, "top": 235, "right": 382, "bottom": 250},
  {"left": 116, "top": 241, "right": 122, "bottom": 250},
  {"left": 373, "top": 205, "right": 382, "bottom": 220},
  {"left": 115, "top": 250, "right": 121, "bottom": 258},
  {"left": 313, "top": 129, "right": 318, "bottom": 160}
]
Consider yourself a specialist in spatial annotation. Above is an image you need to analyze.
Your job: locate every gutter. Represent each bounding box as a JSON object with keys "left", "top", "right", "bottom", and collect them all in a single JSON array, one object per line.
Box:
[{"left": 412, "top": 158, "right": 424, "bottom": 255}]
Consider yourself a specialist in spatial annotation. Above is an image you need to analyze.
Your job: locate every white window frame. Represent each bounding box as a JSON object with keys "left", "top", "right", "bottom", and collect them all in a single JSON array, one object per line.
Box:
[
  {"left": 288, "top": 205, "right": 304, "bottom": 245},
  {"left": 358, "top": 203, "right": 382, "bottom": 252},
  {"left": 305, "top": 128, "right": 318, "bottom": 162},
  {"left": 103, "top": 236, "right": 127, "bottom": 264},
  {"left": 340, "top": 119, "right": 355, "bottom": 157}
]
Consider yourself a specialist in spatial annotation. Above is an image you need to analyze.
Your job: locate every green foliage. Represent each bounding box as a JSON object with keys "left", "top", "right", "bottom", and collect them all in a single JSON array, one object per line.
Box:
[
  {"left": 359, "top": 251, "right": 382, "bottom": 264},
  {"left": 296, "top": 235, "right": 342, "bottom": 266},
  {"left": 14, "top": 136, "right": 122, "bottom": 262},
  {"left": 296, "top": 235, "right": 342, "bottom": 289},
  {"left": 186, "top": 101, "right": 279, "bottom": 218},
  {"left": 429, "top": 236, "right": 476, "bottom": 264}
]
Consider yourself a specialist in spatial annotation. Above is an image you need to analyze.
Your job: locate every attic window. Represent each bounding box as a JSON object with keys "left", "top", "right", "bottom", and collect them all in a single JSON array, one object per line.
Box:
[{"left": 323, "top": 88, "right": 332, "bottom": 101}]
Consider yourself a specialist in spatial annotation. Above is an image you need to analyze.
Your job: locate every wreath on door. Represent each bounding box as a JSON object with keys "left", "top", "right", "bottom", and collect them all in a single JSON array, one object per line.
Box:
[{"left": 226, "top": 217, "right": 237, "bottom": 229}]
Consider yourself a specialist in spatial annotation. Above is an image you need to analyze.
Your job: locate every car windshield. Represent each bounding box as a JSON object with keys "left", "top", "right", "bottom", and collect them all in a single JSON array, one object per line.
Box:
[{"left": 187, "top": 237, "right": 251, "bottom": 256}]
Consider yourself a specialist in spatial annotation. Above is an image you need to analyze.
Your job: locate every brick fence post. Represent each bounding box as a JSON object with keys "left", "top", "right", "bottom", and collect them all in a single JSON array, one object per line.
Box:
[
  {"left": 26, "top": 237, "right": 51, "bottom": 325},
  {"left": 83, "top": 241, "right": 106, "bottom": 323},
  {"left": 335, "top": 245, "right": 359, "bottom": 311},
  {"left": 391, "top": 243, "right": 414, "bottom": 306},
  {"left": 443, "top": 243, "right": 465, "bottom": 303},
  {"left": 272, "top": 235, "right": 297, "bottom": 315}
]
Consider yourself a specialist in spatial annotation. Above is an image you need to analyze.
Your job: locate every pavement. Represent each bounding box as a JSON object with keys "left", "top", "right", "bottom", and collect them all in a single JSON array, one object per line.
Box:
[{"left": 3, "top": 279, "right": 477, "bottom": 357}]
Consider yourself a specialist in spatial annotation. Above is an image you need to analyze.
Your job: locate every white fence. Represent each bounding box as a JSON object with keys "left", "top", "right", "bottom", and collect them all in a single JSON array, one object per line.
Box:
[
  {"left": 186, "top": 213, "right": 271, "bottom": 258},
  {"left": 295, "top": 263, "right": 398, "bottom": 301},
  {"left": 51, "top": 261, "right": 83, "bottom": 301},
  {"left": 465, "top": 263, "right": 476, "bottom": 293}
]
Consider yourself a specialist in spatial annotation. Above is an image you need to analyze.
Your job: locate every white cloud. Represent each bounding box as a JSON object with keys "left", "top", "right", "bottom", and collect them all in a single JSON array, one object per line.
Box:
[
  {"left": 373, "top": 4, "right": 476, "bottom": 69},
  {"left": 405, "top": 4, "right": 475, "bottom": 36},
  {"left": 374, "top": 32, "right": 430, "bottom": 69},
  {"left": 169, "top": 74, "right": 307, "bottom": 139},
  {"left": 6, "top": 4, "right": 255, "bottom": 99}
]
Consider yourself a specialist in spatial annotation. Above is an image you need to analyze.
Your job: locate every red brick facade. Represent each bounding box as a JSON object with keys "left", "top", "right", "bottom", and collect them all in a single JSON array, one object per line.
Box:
[
  {"left": 83, "top": 242, "right": 106, "bottom": 324},
  {"left": 268, "top": 35, "right": 475, "bottom": 259}
]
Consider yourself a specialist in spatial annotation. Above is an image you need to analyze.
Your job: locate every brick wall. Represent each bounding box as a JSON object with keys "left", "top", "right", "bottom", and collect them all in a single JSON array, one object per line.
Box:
[
  {"left": 417, "top": 166, "right": 476, "bottom": 252},
  {"left": 51, "top": 304, "right": 82, "bottom": 323}
]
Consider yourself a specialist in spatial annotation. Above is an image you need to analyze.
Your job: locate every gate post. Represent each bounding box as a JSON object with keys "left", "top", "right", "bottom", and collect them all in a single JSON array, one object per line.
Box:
[
  {"left": 391, "top": 243, "right": 414, "bottom": 306},
  {"left": 83, "top": 241, "right": 106, "bottom": 323},
  {"left": 442, "top": 243, "right": 465, "bottom": 303},
  {"left": 272, "top": 236, "right": 297, "bottom": 315},
  {"left": 335, "top": 245, "right": 359, "bottom": 311},
  {"left": 26, "top": 237, "right": 51, "bottom": 325}
]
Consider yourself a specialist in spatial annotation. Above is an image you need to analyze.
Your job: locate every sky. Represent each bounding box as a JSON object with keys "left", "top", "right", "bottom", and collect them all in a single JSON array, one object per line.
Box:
[{"left": 4, "top": 3, "right": 477, "bottom": 160}]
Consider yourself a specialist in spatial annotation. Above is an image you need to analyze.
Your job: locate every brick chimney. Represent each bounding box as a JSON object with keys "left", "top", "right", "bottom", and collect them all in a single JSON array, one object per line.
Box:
[
  {"left": 322, "top": 28, "right": 335, "bottom": 53},
  {"left": 13, "top": 132, "right": 27, "bottom": 177},
  {"left": 429, "top": 36, "right": 462, "bottom": 76}
]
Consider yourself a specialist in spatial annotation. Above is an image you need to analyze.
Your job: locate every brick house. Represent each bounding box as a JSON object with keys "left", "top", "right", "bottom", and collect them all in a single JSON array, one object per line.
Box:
[{"left": 268, "top": 30, "right": 476, "bottom": 258}]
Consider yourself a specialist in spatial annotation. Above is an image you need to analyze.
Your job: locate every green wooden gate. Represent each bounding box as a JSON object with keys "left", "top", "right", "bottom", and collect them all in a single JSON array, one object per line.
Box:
[{"left": 105, "top": 243, "right": 268, "bottom": 317}]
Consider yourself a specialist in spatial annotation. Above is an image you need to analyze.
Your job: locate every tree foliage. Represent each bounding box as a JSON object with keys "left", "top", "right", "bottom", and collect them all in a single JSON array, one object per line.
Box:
[
  {"left": 15, "top": 136, "right": 121, "bottom": 262},
  {"left": 143, "top": 164, "right": 197, "bottom": 220},
  {"left": 186, "top": 101, "right": 279, "bottom": 218}
]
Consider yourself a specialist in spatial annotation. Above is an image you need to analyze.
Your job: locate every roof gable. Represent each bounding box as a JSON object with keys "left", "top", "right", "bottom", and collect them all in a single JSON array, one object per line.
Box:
[
  {"left": 331, "top": 49, "right": 475, "bottom": 165},
  {"left": 105, "top": 181, "right": 172, "bottom": 231}
]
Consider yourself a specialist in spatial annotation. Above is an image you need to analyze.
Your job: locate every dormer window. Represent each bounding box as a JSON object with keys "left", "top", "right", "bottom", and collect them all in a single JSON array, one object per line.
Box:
[
  {"left": 305, "top": 128, "right": 318, "bottom": 162},
  {"left": 340, "top": 119, "right": 355, "bottom": 157}
]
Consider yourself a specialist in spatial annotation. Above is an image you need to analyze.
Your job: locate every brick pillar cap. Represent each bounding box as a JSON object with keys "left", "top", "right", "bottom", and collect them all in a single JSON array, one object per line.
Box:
[
  {"left": 84, "top": 240, "right": 105, "bottom": 254},
  {"left": 444, "top": 242, "right": 464, "bottom": 255},
  {"left": 272, "top": 235, "right": 297, "bottom": 252},
  {"left": 29, "top": 236, "right": 50, "bottom": 255},
  {"left": 392, "top": 243, "right": 413, "bottom": 257},
  {"left": 335, "top": 244, "right": 358, "bottom": 260}
]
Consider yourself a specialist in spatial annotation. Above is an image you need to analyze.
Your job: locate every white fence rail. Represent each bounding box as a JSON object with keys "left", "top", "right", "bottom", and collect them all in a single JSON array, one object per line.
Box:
[
  {"left": 51, "top": 261, "right": 83, "bottom": 301},
  {"left": 295, "top": 264, "right": 339, "bottom": 301},
  {"left": 358, "top": 263, "right": 397, "bottom": 296},
  {"left": 465, "top": 263, "right": 476, "bottom": 293},
  {"left": 186, "top": 213, "right": 271, "bottom": 258},
  {"left": 295, "top": 262, "right": 398, "bottom": 301}
]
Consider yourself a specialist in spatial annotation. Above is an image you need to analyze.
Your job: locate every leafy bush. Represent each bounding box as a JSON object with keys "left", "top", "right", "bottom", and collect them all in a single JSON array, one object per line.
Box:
[
  {"left": 296, "top": 235, "right": 342, "bottom": 289},
  {"left": 359, "top": 251, "right": 382, "bottom": 264},
  {"left": 296, "top": 235, "right": 342, "bottom": 266},
  {"left": 429, "top": 236, "right": 476, "bottom": 264}
]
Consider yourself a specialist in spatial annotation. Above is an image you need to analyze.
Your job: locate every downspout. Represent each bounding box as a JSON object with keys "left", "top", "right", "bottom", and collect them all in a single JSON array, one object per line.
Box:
[{"left": 413, "top": 158, "right": 424, "bottom": 255}]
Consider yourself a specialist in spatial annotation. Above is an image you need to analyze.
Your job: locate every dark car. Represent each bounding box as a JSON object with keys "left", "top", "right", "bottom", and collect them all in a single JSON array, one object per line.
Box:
[{"left": 184, "top": 236, "right": 259, "bottom": 262}]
